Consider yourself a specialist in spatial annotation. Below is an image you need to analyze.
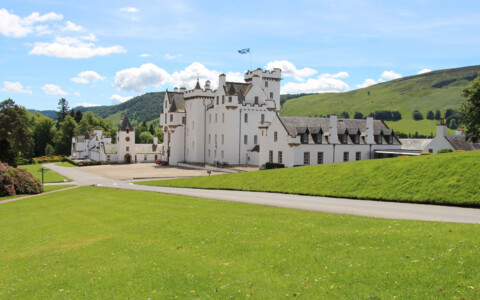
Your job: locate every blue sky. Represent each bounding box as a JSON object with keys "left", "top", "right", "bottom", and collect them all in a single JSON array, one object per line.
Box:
[{"left": 1, "top": 0, "right": 479, "bottom": 110}]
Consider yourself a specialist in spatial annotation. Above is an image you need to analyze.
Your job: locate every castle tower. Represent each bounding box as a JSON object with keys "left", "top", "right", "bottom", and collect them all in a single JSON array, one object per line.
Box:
[{"left": 117, "top": 115, "right": 136, "bottom": 163}]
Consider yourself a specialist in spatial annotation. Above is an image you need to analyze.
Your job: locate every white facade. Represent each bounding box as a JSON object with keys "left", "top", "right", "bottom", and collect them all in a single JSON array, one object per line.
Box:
[
  {"left": 71, "top": 115, "right": 162, "bottom": 163},
  {"left": 423, "top": 121, "right": 476, "bottom": 153},
  {"left": 160, "top": 68, "right": 281, "bottom": 166},
  {"left": 259, "top": 114, "right": 401, "bottom": 167}
]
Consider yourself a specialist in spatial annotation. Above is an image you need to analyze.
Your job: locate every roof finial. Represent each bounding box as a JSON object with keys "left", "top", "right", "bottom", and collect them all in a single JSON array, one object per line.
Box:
[{"left": 195, "top": 74, "right": 201, "bottom": 90}]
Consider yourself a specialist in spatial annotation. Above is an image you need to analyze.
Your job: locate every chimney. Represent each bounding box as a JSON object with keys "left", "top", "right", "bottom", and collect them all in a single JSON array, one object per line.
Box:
[
  {"left": 219, "top": 73, "right": 226, "bottom": 88},
  {"left": 366, "top": 117, "right": 374, "bottom": 144},
  {"left": 174, "top": 87, "right": 178, "bottom": 92},
  {"left": 205, "top": 80, "right": 211, "bottom": 90},
  {"left": 180, "top": 87, "right": 186, "bottom": 92},
  {"left": 329, "top": 114, "right": 339, "bottom": 144},
  {"left": 153, "top": 136, "right": 158, "bottom": 145},
  {"left": 436, "top": 118, "right": 447, "bottom": 138},
  {"left": 252, "top": 74, "right": 261, "bottom": 87}
]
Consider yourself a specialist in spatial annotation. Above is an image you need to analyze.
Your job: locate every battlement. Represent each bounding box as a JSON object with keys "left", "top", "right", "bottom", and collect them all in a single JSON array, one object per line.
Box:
[{"left": 244, "top": 68, "right": 282, "bottom": 80}]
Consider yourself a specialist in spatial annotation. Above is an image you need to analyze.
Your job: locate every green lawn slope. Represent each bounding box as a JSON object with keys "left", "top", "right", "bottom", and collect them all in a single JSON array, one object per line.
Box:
[
  {"left": 20, "top": 164, "right": 71, "bottom": 183},
  {"left": 138, "top": 150, "right": 480, "bottom": 207},
  {"left": 281, "top": 65, "right": 480, "bottom": 135},
  {"left": 0, "top": 187, "right": 478, "bottom": 298}
]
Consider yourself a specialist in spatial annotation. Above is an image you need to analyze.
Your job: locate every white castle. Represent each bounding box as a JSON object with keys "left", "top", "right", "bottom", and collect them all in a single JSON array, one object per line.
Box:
[{"left": 159, "top": 68, "right": 403, "bottom": 167}]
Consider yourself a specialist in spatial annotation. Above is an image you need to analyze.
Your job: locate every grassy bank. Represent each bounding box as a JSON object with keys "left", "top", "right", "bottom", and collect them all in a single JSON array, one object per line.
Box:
[
  {"left": 19, "top": 164, "right": 71, "bottom": 183},
  {"left": 138, "top": 150, "right": 480, "bottom": 207},
  {"left": 0, "top": 187, "right": 478, "bottom": 298}
]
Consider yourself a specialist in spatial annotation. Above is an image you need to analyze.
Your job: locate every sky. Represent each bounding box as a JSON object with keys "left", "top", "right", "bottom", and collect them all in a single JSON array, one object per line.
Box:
[{"left": 1, "top": 0, "right": 480, "bottom": 110}]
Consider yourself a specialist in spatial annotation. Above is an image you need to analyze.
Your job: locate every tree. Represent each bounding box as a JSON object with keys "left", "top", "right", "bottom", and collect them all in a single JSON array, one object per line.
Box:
[
  {"left": 57, "top": 98, "right": 69, "bottom": 122},
  {"left": 139, "top": 131, "right": 154, "bottom": 144},
  {"left": 435, "top": 110, "right": 441, "bottom": 120},
  {"left": 460, "top": 73, "right": 480, "bottom": 141},
  {"left": 45, "top": 144, "right": 55, "bottom": 156},
  {"left": 69, "top": 109, "right": 75, "bottom": 118},
  {"left": 56, "top": 115, "right": 78, "bottom": 155},
  {"left": 392, "top": 111, "right": 402, "bottom": 121},
  {"left": 353, "top": 112, "right": 364, "bottom": 119},
  {"left": 75, "top": 110, "right": 83, "bottom": 123},
  {"left": 426, "top": 110, "right": 434, "bottom": 120},
  {"left": 33, "top": 117, "right": 55, "bottom": 156},
  {"left": 77, "top": 118, "right": 90, "bottom": 136},
  {"left": 412, "top": 110, "right": 424, "bottom": 121},
  {"left": 339, "top": 111, "right": 349, "bottom": 119},
  {"left": 445, "top": 108, "right": 457, "bottom": 119},
  {"left": 148, "top": 123, "right": 155, "bottom": 135},
  {"left": 448, "top": 118, "right": 457, "bottom": 130},
  {"left": 0, "top": 99, "right": 34, "bottom": 166}
]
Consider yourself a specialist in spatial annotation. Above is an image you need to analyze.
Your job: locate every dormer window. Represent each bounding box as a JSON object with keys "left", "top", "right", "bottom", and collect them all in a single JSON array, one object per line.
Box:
[
  {"left": 316, "top": 133, "right": 322, "bottom": 144},
  {"left": 354, "top": 134, "right": 360, "bottom": 144},
  {"left": 254, "top": 96, "right": 259, "bottom": 105},
  {"left": 376, "top": 135, "right": 382, "bottom": 144},
  {"left": 301, "top": 133, "right": 309, "bottom": 144},
  {"left": 388, "top": 135, "right": 393, "bottom": 144},
  {"left": 342, "top": 134, "right": 348, "bottom": 144}
]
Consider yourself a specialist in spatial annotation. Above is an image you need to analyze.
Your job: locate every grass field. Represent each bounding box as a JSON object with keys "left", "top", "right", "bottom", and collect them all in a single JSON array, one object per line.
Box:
[
  {"left": 54, "top": 161, "right": 77, "bottom": 167},
  {"left": 0, "top": 186, "right": 478, "bottom": 298},
  {"left": 138, "top": 150, "right": 480, "bottom": 207},
  {"left": 281, "top": 65, "right": 480, "bottom": 135},
  {"left": 43, "top": 185, "right": 76, "bottom": 192},
  {"left": 20, "top": 164, "right": 71, "bottom": 183}
]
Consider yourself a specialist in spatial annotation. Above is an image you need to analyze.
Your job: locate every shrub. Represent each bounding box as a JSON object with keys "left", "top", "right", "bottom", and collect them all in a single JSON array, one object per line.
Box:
[
  {"left": 265, "top": 162, "right": 285, "bottom": 169},
  {"left": 0, "top": 162, "right": 15, "bottom": 196},
  {"left": 33, "top": 155, "right": 64, "bottom": 164},
  {"left": 426, "top": 110, "right": 435, "bottom": 120},
  {"left": 76, "top": 160, "right": 106, "bottom": 167},
  {"left": 353, "top": 112, "right": 364, "bottom": 119},
  {"left": 438, "top": 148, "right": 453, "bottom": 154},
  {"left": 412, "top": 110, "right": 424, "bottom": 121},
  {"left": 8, "top": 167, "right": 42, "bottom": 194}
]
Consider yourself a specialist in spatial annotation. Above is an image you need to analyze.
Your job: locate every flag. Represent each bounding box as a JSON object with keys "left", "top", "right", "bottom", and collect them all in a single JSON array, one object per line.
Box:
[{"left": 238, "top": 48, "right": 250, "bottom": 54}]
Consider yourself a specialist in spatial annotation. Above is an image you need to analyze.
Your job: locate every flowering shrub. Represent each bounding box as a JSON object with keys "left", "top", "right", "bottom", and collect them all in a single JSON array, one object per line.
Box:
[
  {"left": 33, "top": 156, "right": 65, "bottom": 164},
  {"left": 76, "top": 160, "right": 106, "bottom": 166},
  {"left": 8, "top": 167, "right": 42, "bottom": 194},
  {"left": 0, "top": 162, "right": 15, "bottom": 196},
  {"left": 419, "top": 152, "right": 433, "bottom": 156}
]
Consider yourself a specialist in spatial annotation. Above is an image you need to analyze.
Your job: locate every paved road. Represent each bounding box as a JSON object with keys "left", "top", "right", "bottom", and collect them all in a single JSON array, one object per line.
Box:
[{"left": 45, "top": 164, "right": 480, "bottom": 224}]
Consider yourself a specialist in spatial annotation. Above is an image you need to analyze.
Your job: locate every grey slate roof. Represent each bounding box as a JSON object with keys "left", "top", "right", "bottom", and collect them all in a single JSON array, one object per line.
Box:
[
  {"left": 445, "top": 135, "right": 475, "bottom": 151},
  {"left": 224, "top": 82, "right": 252, "bottom": 101},
  {"left": 278, "top": 116, "right": 400, "bottom": 145},
  {"left": 119, "top": 115, "right": 134, "bottom": 132},
  {"left": 166, "top": 91, "right": 185, "bottom": 113}
]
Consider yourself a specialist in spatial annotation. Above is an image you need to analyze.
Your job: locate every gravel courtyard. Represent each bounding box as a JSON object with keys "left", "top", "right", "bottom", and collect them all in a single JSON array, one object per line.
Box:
[{"left": 77, "top": 163, "right": 221, "bottom": 180}]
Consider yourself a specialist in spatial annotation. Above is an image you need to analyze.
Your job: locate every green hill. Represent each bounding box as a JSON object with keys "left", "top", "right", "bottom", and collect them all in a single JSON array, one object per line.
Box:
[
  {"left": 76, "top": 92, "right": 165, "bottom": 127},
  {"left": 137, "top": 150, "right": 480, "bottom": 207},
  {"left": 281, "top": 65, "right": 480, "bottom": 135}
]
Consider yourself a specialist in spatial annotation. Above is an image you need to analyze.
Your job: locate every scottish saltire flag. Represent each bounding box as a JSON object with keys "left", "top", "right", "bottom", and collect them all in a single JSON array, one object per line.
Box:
[{"left": 238, "top": 48, "right": 250, "bottom": 54}]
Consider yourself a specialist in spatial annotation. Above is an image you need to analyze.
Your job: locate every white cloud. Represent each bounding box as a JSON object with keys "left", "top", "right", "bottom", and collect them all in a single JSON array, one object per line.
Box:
[
  {"left": 418, "top": 68, "right": 432, "bottom": 74},
  {"left": 29, "top": 36, "right": 126, "bottom": 58},
  {"left": 114, "top": 63, "right": 171, "bottom": 92},
  {"left": 381, "top": 70, "right": 402, "bottom": 80},
  {"left": 2, "top": 81, "right": 32, "bottom": 94},
  {"left": 114, "top": 62, "right": 243, "bottom": 92},
  {"left": 265, "top": 60, "right": 317, "bottom": 81},
  {"left": 356, "top": 78, "right": 378, "bottom": 89},
  {"left": 42, "top": 84, "right": 67, "bottom": 95},
  {"left": 74, "top": 92, "right": 81, "bottom": 97},
  {"left": 139, "top": 53, "right": 151, "bottom": 57},
  {"left": 71, "top": 71, "right": 105, "bottom": 84},
  {"left": 120, "top": 7, "right": 139, "bottom": 13},
  {"left": 61, "top": 21, "right": 84, "bottom": 32},
  {"left": 0, "top": 9, "right": 63, "bottom": 38},
  {"left": 281, "top": 73, "right": 349, "bottom": 94},
  {"left": 164, "top": 53, "right": 181, "bottom": 60},
  {"left": 110, "top": 94, "right": 133, "bottom": 104},
  {"left": 76, "top": 102, "right": 100, "bottom": 107}
]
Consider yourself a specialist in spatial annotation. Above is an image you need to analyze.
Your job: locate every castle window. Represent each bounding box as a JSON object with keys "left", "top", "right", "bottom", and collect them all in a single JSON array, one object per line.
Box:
[
  {"left": 208, "top": 149, "right": 211, "bottom": 157},
  {"left": 222, "top": 95, "right": 225, "bottom": 103},
  {"left": 254, "top": 96, "right": 259, "bottom": 105},
  {"left": 343, "top": 152, "right": 349, "bottom": 162},
  {"left": 244, "top": 113, "right": 248, "bottom": 123},
  {"left": 261, "top": 114, "right": 265, "bottom": 123},
  {"left": 356, "top": 152, "right": 361, "bottom": 161},
  {"left": 270, "top": 92, "right": 273, "bottom": 99},
  {"left": 244, "top": 135, "right": 248, "bottom": 144},
  {"left": 222, "top": 113, "right": 224, "bottom": 123},
  {"left": 126, "top": 146, "right": 129, "bottom": 152},
  {"left": 182, "top": 117, "right": 186, "bottom": 124},
  {"left": 254, "top": 135, "right": 258, "bottom": 145},
  {"left": 228, "top": 96, "right": 232, "bottom": 103},
  {"left": 278, "top": 151, "right": 283, "bottom": 164},
  {"left": 303, "top": 152, "right": 310, "bottom": 165},
  {"left": 126, "top": 128, "right": 129, "bottom": 134},
  {"left": 269, "top": 151, "right": 273, "bottom": 163},
  {"left": 208, "top": 134, "right": 211, "bottom": 144},
  {"left": 222, "top": 134, "right": 224, "bottom": 145},
  {"left": 274, "top": 131, "right": 278, "bottom": 142},
  {"left": 107, "top": 155, "right": 110, "bottom": 161},
  {"left": 216, "top": 96, "right": 219, "bottom": 105},
  {"left": 317, "top": 152, "right": 324, "bottom": 164},
  {"left": 265, "top": 81, "right": 268, "bottom": 87},
  {"left": 215, "top": 113, "right": 218, "bottom": 123},
  {"left": 144, "top": 155, "right": 147, "bottom": 161},
  {"left": 169, "top": 114, "right": 173, "bottom": 122}
]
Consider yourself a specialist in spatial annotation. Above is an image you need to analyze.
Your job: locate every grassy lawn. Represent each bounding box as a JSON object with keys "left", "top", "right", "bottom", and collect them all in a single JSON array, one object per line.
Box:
[
  {"left": 19, "top": 164, "right": 71, "bottom": 183},
  {"left": 0, "top": 187, "right": 478, "bottom": 298},
  {"left": 43, "top": 184, "right": 77, "bottom": 192},
  {"left": 138, "top": 150, "right": 480, "bottom": 207},
  {"left": 54, "top": 161, "right": 77, "bottom": 167}
]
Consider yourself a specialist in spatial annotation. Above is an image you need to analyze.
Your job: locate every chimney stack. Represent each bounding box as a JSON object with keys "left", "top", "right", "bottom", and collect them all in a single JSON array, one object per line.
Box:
[
  {"left": 174, "top": 87, "right": 178, "bottom": 92},
  {"left": 180, "top": 87, "right": 186, "bottom": 92},
  {"left": 205, "top": 80, "right": 211, "bottom": 90},
  {"left": 436, "top": 119, "right": 447, "bottom": 138},
  {"left": 366, "top": 117, "right": 374, "bottom": 144},
  {"left": 329, "top": 114, "right": 339, "bottom": 144},
  {"left": 219, "top": 74, "right": 226, "bottom": 88}
]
